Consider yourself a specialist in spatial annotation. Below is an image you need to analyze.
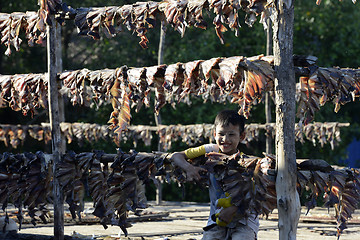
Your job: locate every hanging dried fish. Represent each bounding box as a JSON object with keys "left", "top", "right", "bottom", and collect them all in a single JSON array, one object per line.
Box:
[
  {"left": 145, "top": 64, "right": 166, "bottom": 113},
  {"left": 209, "top": 0, "right": 240, "bottom": 44},
  {"left": 108, "top": 66, "right": 131, "bottom": 144},
  {"left": 38, "top": 0, "right": 64, "bottom": 26},
  {"left": 59, "top": 69, "right": 90, "bottom": 106},
  {"left": 297, "top": 67, "right": 360, "bottom": 124},
  {"left": 159, "top": 0, "right": 188, "bottom": 37}
]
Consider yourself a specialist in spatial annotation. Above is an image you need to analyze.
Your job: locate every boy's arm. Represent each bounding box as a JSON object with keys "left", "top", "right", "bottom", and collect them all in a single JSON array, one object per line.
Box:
[{"left": 170, "top": 152, "right": 207, "bottom": 181}]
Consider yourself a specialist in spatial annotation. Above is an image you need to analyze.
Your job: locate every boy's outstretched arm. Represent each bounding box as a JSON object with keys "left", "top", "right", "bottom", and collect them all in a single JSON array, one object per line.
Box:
[{"left": 170, "top": 152, "right": 207, "bottom": 181}]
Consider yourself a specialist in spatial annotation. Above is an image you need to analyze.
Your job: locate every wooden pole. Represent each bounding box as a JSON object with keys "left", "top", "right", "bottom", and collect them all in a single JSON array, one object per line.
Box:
[
  {"left": 158, "top": 22, "right": 166, "bottom": 66},
  {"left": 265, "top": 18, "right": 273, "bottom": 154},
  {"left": 47, "top": 16, "right": 64, "bottom": 240},
  {"left": 272, "top": 0, "right": 301, "bottom": 239},
  {"left": 56, "top": 22, "right": 66, "bottom": 153},
  {"left": 155, "top": 22, "right": 166, "bottom": 205}
]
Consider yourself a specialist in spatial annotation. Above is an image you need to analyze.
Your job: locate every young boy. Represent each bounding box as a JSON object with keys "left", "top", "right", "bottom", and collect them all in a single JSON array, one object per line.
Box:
[{"left": 170, "top": 109, "right": 258, "bottom": 240}]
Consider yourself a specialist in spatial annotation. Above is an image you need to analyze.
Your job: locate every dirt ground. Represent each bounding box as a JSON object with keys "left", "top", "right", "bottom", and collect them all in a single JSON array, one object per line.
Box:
[{"left": 2, "top": 201, "right": 360, "bottom": 240}]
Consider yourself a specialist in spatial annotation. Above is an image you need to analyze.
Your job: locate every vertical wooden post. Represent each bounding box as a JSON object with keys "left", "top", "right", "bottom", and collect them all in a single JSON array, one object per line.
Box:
[
  {"left": 265, "top": 18, "right": 273, "bottom": 154},
  {"left": 272, "top": 1, "right": 301, "bottom": 240},
  {"left": 56, "top": 22, "right": 66, "bottom": 153},
  {"left": 154, "top": 112, "right": 163, "bottom": 205},
  {"left": 47, "top": 16, "right": 64, "bottom": 240},
  {"left": 158, "top": 22, "right": 166, "bottom": 66},
  {"left": 155, "top": 22, "right": 166, "bottom": 205}
]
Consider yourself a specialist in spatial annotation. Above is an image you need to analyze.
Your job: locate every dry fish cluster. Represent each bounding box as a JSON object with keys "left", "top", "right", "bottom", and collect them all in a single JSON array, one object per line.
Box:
[
  {"left": 204, "top": 151, "right": 360, "bottom": 238},
  {"left": 1, "top": 150, "right": 360, "bottom": 238},
  {"left": 0, "top": 0, "right": 271, "bottom": 55},
  {"left": 0, "top": 0, "right": 64, "bottom": 56},
  {"left": 0, "top": 11, "right": 45, "bottom": 56},
  {"left": 0, "top": 151, "right": 52, "bottom": 229},
  {"left": 0, "top": 74, "right": 48, "bottom": 116},
  {"left": 57, "top": 61, "right": 360, "bottom": 132},
  {"left": 294, "top": 122, "right": 344, "bottom": 150},
  {"left": 202, "top": 152, "right": 277, "bottom": 218},
  {"left": 0, "top": 122, "right": 112, "bottom": 149},
  {"left": 0, "top": 124, "right": 52, "bottom": 148},
  {"left": 70, "top": 0, "right": 271, "bottom": 48},
  {"left": 0, "top": 150, "right": 174, "bottom": 235},
  {"left": 297, "top": 67, "right": 360, "bottom": 124},
  {"left": 60, "top": 122, "right": 111, "bottom": 144},
  {"left": 107, "top": 55, "right": 274, "bottom": 137}
]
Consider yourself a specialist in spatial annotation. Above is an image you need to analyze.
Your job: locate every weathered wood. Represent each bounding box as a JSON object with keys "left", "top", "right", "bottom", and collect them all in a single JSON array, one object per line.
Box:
[
  {"left": 56, "top": 23, "right": 66, "bottom": 153},
  {"left": 272, "top": 0, "right": 301, "bottom": 239},
  {"left": 155, "top": 22, "right": 166, "bottom": 205},
  {"left": 265, "top": 18, "right": 273, "bottom": 154},
  {"left": 47, "top": 16, "right": 64, "bottom": 240},
  {"left": 158, "top": 22, "right": 166, "bottom": 66}
]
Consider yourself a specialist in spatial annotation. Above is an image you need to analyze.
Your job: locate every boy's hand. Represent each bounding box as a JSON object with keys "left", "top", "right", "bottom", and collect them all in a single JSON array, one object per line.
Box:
[
  {"left": 170, "top": 152, "right": 207, "bottom": 181},
  {"left": 183, "top": 164, "right": 206, "bottom": 181},
  {"left": 217, "top": 205, "right": 238, "bottom": 224}
]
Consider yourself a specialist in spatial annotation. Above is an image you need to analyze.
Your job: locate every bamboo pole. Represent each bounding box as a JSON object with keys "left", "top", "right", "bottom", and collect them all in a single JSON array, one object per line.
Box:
[
  {"left": 273, "top": 0, "right": 301, "bottom": 239},
  {"left": 47, "top": 17, "right": 64, "bottom": 240}
]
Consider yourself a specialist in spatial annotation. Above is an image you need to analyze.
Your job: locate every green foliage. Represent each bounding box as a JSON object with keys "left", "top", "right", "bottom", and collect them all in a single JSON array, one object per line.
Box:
[{"left": 294, "top": 0, "right": 360, "bottom": 67}]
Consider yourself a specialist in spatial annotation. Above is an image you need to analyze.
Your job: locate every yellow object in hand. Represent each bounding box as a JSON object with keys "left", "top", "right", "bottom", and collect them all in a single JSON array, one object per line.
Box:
[
  {"left": 215, "top": 212, "right": 230, "bottom": 227},
  {"left": 216, "top": 195, "right": 232, "bottom": 208},
  {"left": 214, "top": 193, "right": 233, "bottom": 227}
]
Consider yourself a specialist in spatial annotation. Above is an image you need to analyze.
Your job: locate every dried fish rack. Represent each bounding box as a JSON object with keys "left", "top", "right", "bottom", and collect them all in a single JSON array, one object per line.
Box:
[{"left": 0, "top": 1, "right": 359, "bottom": 240}]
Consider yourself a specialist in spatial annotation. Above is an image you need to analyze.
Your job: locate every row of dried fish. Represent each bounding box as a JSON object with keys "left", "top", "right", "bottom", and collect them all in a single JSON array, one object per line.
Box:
[
  {"left": 1, "top": 150, "right": 359, "bottom": 238},
  {"left": 0, "top": 121, "right": 347, "bottom": 150},
  {"left": 0, "top": 0, "right": 271, "bottom": 55},
  {"left": 1, "top": 56, "right": 360, "bottom": 133},
  {"left": 0, "top": 123, "right": 111, "bottom": 148}
]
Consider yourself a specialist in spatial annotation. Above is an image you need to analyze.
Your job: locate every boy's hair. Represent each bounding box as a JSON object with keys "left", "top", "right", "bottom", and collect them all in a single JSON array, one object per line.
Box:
[{"left": 214, "top": 109, "right": 245, "bottom": 134}]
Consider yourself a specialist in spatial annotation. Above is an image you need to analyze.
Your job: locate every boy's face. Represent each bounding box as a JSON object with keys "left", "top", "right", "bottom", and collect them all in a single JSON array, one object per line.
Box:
[{"left": 214, "top": 123, "right": 243, "bottom": 155}]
